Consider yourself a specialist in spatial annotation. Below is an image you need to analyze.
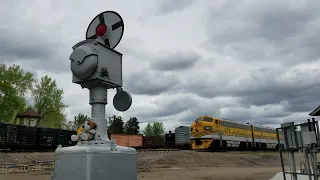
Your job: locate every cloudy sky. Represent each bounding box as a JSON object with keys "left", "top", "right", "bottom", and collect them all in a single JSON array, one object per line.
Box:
[{"left": 1, "top": 0, "right": 320, "bottom": 132}]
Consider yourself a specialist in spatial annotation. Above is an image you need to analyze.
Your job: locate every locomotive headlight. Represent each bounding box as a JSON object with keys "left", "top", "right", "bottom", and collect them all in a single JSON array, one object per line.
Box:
[{"left": 204, "top": 126, "right": 212, "bottom": 130}]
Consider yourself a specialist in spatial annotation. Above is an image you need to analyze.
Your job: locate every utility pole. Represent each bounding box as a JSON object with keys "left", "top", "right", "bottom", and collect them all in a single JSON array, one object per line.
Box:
[
  {"left": 247, "top": 123, "right": 255, "bottom": 151},
  {"left": 51, "top": 11, "right": 137, "bottom": 180}
]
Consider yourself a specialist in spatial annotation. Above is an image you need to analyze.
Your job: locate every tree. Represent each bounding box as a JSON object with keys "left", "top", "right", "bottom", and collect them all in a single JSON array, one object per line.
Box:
[
  {"left": 0, "top": 64, "right": 34, "bottom": 122},
  {"left": 49, "top": 111, "right": 67, "bottom": 128},
  {"left": 124, "top": 117, "right": 140, "bottom": 134},
  {"left": 142, "top": 122, "right": 165, "bottom": 136},
  {"left": 152, "top": 122, "right": 165, "bottom": 136},
  {"left": 107, "top": 115, "right": 124, "bottom": 134},
  {"left": 32, "top": 75, "right": 67, "bottom": 127},
  {"left": 62, "top": 120, "right": 74, "bottom": 130},
  {"left": 143, "top": 123, "right": 153, "bottom": 136},
  {"left": 73, "top": 113, "right": 90, "bottom": 129}
]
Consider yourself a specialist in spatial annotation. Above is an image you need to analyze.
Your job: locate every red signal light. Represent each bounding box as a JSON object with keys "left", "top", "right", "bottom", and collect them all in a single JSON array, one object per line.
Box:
[{"left": 96, "top": 24, "right": 107, "bottom": 36}]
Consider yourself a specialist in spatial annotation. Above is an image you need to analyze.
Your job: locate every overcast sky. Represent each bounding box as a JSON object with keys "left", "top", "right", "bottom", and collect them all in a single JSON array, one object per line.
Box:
[{"left": 1, "top": 0, "right": 320, "bottom": 132}]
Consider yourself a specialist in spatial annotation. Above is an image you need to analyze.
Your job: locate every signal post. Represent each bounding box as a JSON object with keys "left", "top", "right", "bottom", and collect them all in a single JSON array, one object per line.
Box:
[{"left": 52, "top": 11, "right": 137, "bottom": 180}]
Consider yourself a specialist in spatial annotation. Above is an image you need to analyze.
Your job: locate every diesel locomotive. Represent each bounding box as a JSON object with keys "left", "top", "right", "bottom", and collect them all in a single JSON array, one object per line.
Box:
[{"left": 190, "top": 116, "right": 283, "bottom": 151}]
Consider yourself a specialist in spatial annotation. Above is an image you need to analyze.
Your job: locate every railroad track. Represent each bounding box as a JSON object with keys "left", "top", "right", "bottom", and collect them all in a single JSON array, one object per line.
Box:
[
  {"left": 0, "top": 149, "right": 56, "bottom": 153},
  {"left": 0, "top": 148, "right": 181, "bottom": 153},
  {"left": 193, "top": 148, "right": 278, "bottom": 153},
  {"left": 194, "top": 149, "right": 227, "bottom": 152},
  {"left": 1, "top": 147, "right": 277, "bottom": 153},
  {"left": 137, "top": 149, "right": 181, "bottom": 153},
  {"left": 0, "top": 161, "right": 54, "bottom": 174}
]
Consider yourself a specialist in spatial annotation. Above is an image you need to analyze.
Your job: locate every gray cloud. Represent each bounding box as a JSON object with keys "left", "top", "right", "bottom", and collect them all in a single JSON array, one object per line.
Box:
[
  {"left": 174, "top": 64, "right": 320, "bottom": 113},
  {"left": 204, "top": 0, "right": 320, "bottom": 64},
  {"left": 0, "top": 2, "right": 71, "bottom": 72},
  {"left": 149, "top": 94, "right": 198, "bottom": 118},
  {"left": 126, "top": 69, "right": 182, "bottom": 95},
  {"left": 2, "top": 0, "right": 320, "bottom": 131},
  {"left": 150, "top": 51, "right": 200, "bottom": 71},
  {"left": 156, "top": 0, "right": 195, "bottom": 15}
]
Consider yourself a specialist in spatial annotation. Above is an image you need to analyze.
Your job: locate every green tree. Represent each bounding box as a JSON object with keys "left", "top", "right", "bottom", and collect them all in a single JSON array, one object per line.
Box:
[
  {"left": 124, "top": 117, "right": 140, "bottom": 134},
  {"left": 0, "top": 64, "right": 34, "bottom": 122},
  {"left": 50, "top": 111, "right": 67, "bottom": 128},
  {"left": 62, "top": 120, "right": 74, "bottom": 130},
  {"left": 73, "top": 113, "right": 90, "bottom": 129},
  {"left": 142, "top": 122, "right": 165, "bottom": 136},
  {"left": 32, "top": 75, "right": 67, "bottom": 127},
  {"left": 107, "top": 115, "right": 124, "bottom": 134},
  {"left": 142, "top": 123, "right": 153, "bottom": 136},
  {"left": 152, "top": 122, "right": 165, "bottom": 136}
]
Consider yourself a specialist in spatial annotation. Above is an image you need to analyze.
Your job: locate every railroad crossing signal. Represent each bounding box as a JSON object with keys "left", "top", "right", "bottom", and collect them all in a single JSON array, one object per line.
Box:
[
  {"left": 69, "top": 39, "right": 123, "bottom": 88},
  {"left": 69, "top": 11, "right": 131, "bottom": 112},
  {"left": 86, "top": 11, "right": 124, "bottom": 49},
  {"left": 53, "top": 10, "right": 137, "bottom": 180}
]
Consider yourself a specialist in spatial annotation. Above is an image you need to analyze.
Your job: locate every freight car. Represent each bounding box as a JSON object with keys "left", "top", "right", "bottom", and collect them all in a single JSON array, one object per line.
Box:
[
  {"left": 0, "top": 123, "right": 37, "bottom": 150},
  {"left": 110, "top": 134, "right": 144, "bottom": 148},
  {"left": 175, "top": 126, "right": 190, "bottom": 149},
  {"left": 37, "top": 127, "right": 76, "bottom": 149},
  {"left": 190, "top": 116, "right": 284, "bottom": 151},
  {"left": 110, "top": 133, "right": 177, "bottom": 149},
  {"left": 0, "top": 123, "right": 77, "bottom": 151},
  {"left": 143, "top": 136, "right": 165, "bottom": 149}
]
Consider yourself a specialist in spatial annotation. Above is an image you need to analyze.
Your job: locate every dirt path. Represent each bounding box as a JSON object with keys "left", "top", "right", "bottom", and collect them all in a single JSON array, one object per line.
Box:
[
  {"left": 138, "top": 167, "right": 281, "bottom": 180},
  {"left": 0, "top": 167, "right": 280, "bottom": 180}
]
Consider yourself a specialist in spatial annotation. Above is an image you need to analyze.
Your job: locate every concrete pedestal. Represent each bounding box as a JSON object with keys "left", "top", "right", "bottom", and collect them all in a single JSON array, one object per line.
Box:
[{"left": 52, "top": 140, "right": 137, "bottom": 180}]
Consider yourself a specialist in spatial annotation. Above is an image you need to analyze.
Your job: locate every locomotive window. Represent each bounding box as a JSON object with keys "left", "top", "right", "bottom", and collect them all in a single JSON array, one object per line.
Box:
[
  {"left": 202, "top": 117, "right": 213, "bottom": 122},
  {"left": 215, "top": 120, "right": 218, "bottom": 124},
  {"left": 204, "top": 126, "right": 212, "bottom": 130}
]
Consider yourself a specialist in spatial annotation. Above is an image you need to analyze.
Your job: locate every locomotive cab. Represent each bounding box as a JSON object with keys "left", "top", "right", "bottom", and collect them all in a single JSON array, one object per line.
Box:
[{"left": 190, "top": 116, "right": 221, "bottom": 150}]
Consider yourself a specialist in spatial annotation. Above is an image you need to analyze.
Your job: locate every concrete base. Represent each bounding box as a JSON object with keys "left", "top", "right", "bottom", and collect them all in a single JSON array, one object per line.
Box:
[{"left": 52, "top": 140, "right": 137, "bottom": 180}]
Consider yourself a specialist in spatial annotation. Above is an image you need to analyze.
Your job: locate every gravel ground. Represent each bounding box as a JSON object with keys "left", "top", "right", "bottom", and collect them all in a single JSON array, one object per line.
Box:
[{"left": 0, "top": 150, "right": 311, "bottom": 180}]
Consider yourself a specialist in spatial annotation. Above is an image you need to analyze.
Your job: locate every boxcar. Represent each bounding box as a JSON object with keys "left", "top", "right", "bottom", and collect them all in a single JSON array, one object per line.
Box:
[
  {"left": 110, "top": 134, "right": 143, "bottom": 148},
  {"left": 143, "top": 136, "right": 165, "bottom": 149}
]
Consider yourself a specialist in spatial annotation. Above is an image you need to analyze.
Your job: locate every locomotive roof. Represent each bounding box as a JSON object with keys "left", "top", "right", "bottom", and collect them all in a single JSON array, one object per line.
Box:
[{"left": 204, "top": 116, "right": 276, "bottom": 130}]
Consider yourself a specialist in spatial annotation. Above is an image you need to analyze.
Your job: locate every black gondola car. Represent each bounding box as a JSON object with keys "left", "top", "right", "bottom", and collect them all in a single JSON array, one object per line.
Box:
[
  {"left": 37, "top": 128, "right": 60, "bottom": 149},
  {"left": 36, "top": 128, "right": 76, "bottom": 149},
  {"left": 59, "top": 129, "right": 77, "bottom": 147},
  {"left": 0, "top": 123, "right": 37, "bottom": 149},
  {"left": 0, "top": 123, "right": 8, "bottom": 147},
  {"left": 0, "top": 123, "right": 77, "bottom": 151}
]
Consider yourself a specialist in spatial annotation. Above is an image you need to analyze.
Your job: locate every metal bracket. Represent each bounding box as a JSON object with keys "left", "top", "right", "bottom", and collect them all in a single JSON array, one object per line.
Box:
[{"left": 116, "top": 87, "right": 123, "bottom": 93}]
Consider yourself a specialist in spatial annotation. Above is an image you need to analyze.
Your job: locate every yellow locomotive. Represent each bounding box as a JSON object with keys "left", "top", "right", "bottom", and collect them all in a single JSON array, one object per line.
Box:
[{"left": 190, "top": 116, "right": 283, "bottom": 150}]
